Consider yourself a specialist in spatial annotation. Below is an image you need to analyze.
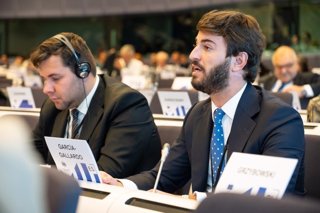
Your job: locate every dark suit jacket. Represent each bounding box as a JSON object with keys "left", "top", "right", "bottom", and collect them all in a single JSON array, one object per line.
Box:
[
  {"left": 259, "top": 72, "right": 320, "bottom": 108},
  {"left": 33, "top": 74, "right": 161, "bottom": 178},
  {"left": 128, "top": 83, "right": 305, "bottom": 196}
]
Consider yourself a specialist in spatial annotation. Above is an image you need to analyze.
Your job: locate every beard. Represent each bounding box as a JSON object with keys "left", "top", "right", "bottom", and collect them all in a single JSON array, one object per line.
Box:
[{"left": 191, "top": 58, "right": 230, "bottom": 94}]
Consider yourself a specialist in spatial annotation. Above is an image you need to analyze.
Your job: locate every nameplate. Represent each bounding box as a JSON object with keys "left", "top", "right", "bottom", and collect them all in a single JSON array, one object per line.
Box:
[
  {"left": 45, "top": 136, "right": 101, "bottom": 183},
  {"left": 157, "top": 91, "right": 192, "bottom": 117},
  {"left": 7, "top": 86, "right": 36, "bottom": 108},
  {"left": 215, "top": 152, "right": 297, "bottom": 199},
  {"left": 171, "top": 77, "right": 193, "bottom": 90}
]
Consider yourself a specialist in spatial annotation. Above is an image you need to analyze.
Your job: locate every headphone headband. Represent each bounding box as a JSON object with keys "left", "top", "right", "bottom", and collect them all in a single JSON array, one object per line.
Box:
[{"left": 53, "top": 34, "right": 91, "bottom": 79}]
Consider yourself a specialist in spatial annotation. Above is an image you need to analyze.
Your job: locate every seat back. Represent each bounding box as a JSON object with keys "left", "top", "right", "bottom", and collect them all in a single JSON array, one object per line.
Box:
[
  {"left": 272, "top": 92, "right": 293, "bottom": 106},
  {"left": 32, "top": 88, "right": 48, "bottom": 108},
  {"left": 43, "top": 168, "right": 81, "bottom": 213},
  {"left": 304, "top": 134, "right": 320, "bottom": 200},
  {"left": 157, "top": 125, "right": 182, "bottom": 146},
  {"left": 195, "top": 193, "right": 320, "bottom": 213}
]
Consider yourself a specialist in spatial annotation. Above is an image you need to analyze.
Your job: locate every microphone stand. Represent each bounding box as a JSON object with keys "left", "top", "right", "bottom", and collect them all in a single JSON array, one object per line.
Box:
[{"left": 153, "top": 143, "right": 170, "bottom": 192}]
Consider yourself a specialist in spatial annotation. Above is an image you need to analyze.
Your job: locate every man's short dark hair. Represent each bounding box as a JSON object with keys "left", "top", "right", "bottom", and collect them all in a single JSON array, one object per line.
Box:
[
  {"left": 197, "top": 10, "right": 265, "bottom": 82},
  {"left": 30, "top": 32, "right": 96, "bottom": 76}
]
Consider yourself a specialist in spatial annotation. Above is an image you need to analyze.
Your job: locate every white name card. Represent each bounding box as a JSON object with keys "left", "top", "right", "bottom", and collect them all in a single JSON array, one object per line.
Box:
[
  {"left": 45, "top": 137, "right": 101, "bottom": 183},
  {"left": 7, "top": 86, "right": 36, "bottom": 108},
  {"left": 215, "top": 152, "right": 297, "bottom": 199},
  {"left": 158, "top": 91, "right": 192, "bottom": 117},
  {"left": 171, "top": 77, "right": 193, "bottom": 90}
]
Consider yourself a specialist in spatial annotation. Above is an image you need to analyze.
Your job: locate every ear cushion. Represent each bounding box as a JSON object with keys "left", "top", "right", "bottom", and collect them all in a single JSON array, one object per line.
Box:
[{"left": 76, "top": 62, "right": 91, "bottom": 79}]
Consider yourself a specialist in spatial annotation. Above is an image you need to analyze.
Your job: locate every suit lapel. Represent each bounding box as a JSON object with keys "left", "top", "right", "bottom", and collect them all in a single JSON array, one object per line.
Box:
[
  {"left": 191, "top": 100, "right": 213, "bottom": 191},
  {"left": 80, "top": 77, "right": 104, "bottom": 140},
  {"left": 51, "top": 110, "right": 69, "bottom": 137},
  {"left": 227, "top": 84, "right": 260, "bottom": 159}
]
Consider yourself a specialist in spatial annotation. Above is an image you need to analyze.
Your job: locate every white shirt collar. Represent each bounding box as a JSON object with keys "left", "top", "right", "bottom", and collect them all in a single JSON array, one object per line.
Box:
[
  {"left": 272, "top": 79, "right": 293, "bottom": 92},
  {"left": 211, "top": 83, "right": 247, "bottom": 121},
  {"left": 74, "top": 75, "right": 100, "bottom": 115}
]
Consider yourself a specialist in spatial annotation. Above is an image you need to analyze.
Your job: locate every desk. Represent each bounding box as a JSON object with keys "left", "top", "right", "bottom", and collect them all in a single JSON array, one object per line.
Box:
[
  {"left": 77, "top": 181, "right": 198, "bottom": 213},
  {"left": 0, "top": 106, "right": 40, "bottom": 117},
  {"left": 304, "top": 122, "right": 320, "bottom": 136},
  {"left": 0, "top": 107, "right": 40, "bottom": 129}
]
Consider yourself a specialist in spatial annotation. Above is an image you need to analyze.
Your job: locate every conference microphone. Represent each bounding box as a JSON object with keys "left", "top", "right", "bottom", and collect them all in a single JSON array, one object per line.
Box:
[{"left": 153, "top": 143, "right": 170, "bottom": 192}]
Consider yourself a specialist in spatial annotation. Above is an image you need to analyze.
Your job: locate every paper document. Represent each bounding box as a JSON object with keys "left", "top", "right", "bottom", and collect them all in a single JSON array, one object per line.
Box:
[{"left": 45, "top": 136, "right": 101, "bottom": 183}]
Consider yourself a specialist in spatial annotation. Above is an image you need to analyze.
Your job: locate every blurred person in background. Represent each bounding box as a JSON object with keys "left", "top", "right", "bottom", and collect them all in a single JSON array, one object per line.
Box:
[
  {"left": 114, "top": 44, "right": 145, "bottom": 77},
  {"left": 259, "top": 45, "right": 320, "bottom": 108}
]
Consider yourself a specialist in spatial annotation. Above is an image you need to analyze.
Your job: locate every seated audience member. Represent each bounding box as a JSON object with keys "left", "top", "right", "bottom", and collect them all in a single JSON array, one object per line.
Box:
[
  {"left": 259, "top": 45, "right": 320, "bottom": 108},
  {"left": 297, "top": 55, "right": 310, "bottom": 73},
  {"left": 101, "top": 10, "right": 305, "bottom": 200},
  {"left": 0, "top": 54, "right": 9, "bottom": 68},
  {"left": 155, "top": 51, "right": 176, "bottom": 79},
  {"left": 30, "top": 32, "right": 161, "bottom": 178},
  {"left": 114, "top": 44, "right": 145, "bottom": 77}
]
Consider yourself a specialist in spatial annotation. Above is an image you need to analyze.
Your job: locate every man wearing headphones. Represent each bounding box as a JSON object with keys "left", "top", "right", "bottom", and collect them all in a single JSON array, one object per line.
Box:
[{"left": 30, "top": 32, "right": 161, "bottom": 178}]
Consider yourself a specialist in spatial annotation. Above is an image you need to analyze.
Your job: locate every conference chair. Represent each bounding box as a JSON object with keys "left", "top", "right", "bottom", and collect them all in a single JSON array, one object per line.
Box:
[
  {"left": 32, "top": 87, "right": 48, "bottom": 108},
  {"left": 0, "top": 77, "right": 12, "bottom": 88},
  {"left": 157, "top": 78, "right": 174, "bottom": 89},
  {"left": 157, "top": 124, "right": 182, "bottom": 146},
  {"left": 272, "top": 92, "right": 293, "bottom": 106},
  {"left": 43, "top": 167, "right": 81, "bottom": 213},
  {"left": 195, "top": 193, "right": 320, "bottom": 213},
  {"left": 304, "top": 134, "right": 320, "bottom": 200}
]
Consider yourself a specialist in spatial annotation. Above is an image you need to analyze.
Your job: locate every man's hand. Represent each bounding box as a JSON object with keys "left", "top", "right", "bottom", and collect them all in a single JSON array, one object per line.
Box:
[
  {"left": 100, "top": 171, "right": 123, "bottom": 187},
  {"left": 282, "top": 85, "right": 305, "bottom": 98}
]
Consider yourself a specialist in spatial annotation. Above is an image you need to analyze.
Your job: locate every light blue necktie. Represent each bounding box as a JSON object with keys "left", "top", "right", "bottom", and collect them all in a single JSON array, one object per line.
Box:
[{"left": 211, "top": 108, "right": 225, "bottom": 185}]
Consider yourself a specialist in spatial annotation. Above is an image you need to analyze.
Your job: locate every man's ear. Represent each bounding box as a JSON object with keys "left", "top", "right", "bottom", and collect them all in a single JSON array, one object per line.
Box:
[{"left": 232, "top": 52, "right": 248, "bottom": 72}]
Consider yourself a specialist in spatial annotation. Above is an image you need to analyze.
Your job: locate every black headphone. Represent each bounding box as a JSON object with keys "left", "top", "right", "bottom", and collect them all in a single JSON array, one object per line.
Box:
[{"left": 53, "top": 34, "right": 91, "bottom": 79}]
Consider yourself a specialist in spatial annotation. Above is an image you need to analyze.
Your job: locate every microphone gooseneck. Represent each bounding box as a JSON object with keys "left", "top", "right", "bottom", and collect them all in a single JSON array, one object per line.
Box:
[{"left": 153, "top": 143, "right": 170, "bottom": 192}]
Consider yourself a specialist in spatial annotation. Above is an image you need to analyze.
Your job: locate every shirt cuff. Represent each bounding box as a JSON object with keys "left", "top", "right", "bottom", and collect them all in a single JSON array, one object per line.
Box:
[
  {"left": 194, "top": 191, "right": 207, "bottom": 202},
  {"left": 303, "top": 85, "right": 314, "bottom": 98},
  {"left": 117, "top": 179, "right": 138, "bottom": 190}
]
